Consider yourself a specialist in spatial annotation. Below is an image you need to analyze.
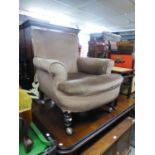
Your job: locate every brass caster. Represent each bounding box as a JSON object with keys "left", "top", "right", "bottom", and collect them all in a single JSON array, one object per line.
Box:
[{"left": 66, "top": 127, "right": 73, "bottom": 135}]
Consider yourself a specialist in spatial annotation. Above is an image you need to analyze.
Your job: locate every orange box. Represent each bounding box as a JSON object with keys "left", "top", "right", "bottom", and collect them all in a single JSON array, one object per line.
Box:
[{"left": 111, "top": 54, "right": 133, "bottom": 69}]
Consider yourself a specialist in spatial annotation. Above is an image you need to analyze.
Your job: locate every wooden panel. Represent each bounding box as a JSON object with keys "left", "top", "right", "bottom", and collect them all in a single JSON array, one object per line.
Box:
[
  {"left": 19, "top": 29, "right": 26, "bottom": 52},
  {"left": 24, "top": 27, "right": 35, "bottom": 83},
  {"left": 32, "top": 95, "right": 134, "bottom": 151},
  {"left": 19, "top": 28, "right": 32, "bottom": 89},
  {"left": 82, "top": 117, "right": 134, "bottom": 155},
  {"left": 115, "top": 129, "right": 132, "bottom": 155}
]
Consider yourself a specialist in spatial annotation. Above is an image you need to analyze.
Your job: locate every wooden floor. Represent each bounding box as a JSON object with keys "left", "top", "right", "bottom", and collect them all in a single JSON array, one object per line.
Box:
[{"left": 32, "top": 95, "right": 134, "bottom": 151}]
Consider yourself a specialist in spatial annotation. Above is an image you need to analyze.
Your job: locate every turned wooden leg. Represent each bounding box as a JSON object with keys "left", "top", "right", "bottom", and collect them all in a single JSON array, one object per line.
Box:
[
  {"left": 20, "top": 110, "right": 33, "bottom": 153},
  {"left": 63, "top": 111, "right": 73, "bottom": 135},
  {"left": 109, "top": 98, "right": 118, "bottom": 111},
  {"left": 113, "top": 98, "right": 118, "bottom": 106},
  {"left": 104, "top": 98, "right": 118, "bottom": 113}
]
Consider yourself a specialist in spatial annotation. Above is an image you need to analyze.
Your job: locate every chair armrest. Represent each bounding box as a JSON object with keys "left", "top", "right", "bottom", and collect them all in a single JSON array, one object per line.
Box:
[
  {"left": 33, "top": 57, "right": 67, "bottom": 82},
  {"left": 77, "top": 57, "right": 114, "bottom": 74}
]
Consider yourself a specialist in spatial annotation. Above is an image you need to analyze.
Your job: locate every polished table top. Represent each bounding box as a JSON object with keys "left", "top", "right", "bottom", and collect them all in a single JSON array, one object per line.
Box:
[
  {"left": 112, "top": 66, "right": 134, "bottom": 74},
  {"left": 32, "top": 95, "right": 135, "bottom": 153}
]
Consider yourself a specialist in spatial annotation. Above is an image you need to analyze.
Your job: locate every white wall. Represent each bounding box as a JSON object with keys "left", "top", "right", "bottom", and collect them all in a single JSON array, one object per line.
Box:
[{"left": 78, "top": 31, "right": 90, "bottom": 57}]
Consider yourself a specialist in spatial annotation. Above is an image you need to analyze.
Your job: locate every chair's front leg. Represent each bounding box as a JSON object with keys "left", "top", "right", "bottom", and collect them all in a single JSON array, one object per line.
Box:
[
  {"left": 113, "top": 97, "right": 118, "bottom": 106},
  {"left": 63, "top": 111, "right": 73, "bottom": 135}
]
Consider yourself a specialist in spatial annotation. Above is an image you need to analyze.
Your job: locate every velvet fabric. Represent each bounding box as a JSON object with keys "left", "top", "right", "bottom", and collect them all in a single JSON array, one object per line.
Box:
[{"left": 32, "top": 28, "right": 123, "bottom": 113}]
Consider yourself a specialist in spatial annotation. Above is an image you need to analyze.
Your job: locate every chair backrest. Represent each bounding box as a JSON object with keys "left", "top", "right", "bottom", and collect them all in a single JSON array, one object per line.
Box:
[{"left": 31, "top": 28, "right": 79, "bottom": 73}]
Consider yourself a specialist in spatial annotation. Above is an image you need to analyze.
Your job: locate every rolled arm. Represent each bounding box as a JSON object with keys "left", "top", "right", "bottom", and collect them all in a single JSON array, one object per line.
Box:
[
  {"left": 33, "top": 57, "right": 67, "bottom": 82},
  {"left": 77, "top": 57, "right": 114, "bottom": 74}
]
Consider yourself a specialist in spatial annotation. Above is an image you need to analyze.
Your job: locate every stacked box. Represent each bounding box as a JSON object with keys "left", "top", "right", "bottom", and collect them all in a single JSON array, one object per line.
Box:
[{"left": 90, "top": 32, "right": 121, "bottom": 42}]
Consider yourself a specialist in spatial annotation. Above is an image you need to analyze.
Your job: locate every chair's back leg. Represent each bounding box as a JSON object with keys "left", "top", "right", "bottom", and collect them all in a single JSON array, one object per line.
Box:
[{"left": 63, "top": 111, "right": 73, "bottom": 135}]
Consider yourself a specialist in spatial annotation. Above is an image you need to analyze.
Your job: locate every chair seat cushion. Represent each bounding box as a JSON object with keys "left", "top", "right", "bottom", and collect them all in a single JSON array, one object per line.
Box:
[
  {"left": 68, "top": 72, "right": 95, "bottom": 80},
  {"left": 58, "top": 74, "right": 123, "bottom": 96}
]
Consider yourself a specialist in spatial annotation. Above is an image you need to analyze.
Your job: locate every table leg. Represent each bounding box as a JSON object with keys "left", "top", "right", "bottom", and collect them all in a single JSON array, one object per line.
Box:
[{"left": 127, "top": 76, "right": 133, "bottom": 98}]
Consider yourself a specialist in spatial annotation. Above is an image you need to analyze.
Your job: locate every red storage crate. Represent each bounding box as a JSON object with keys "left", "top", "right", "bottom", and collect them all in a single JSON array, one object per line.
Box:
[{"left": 111, "top": 54, "right": 133, "bottom": 69}]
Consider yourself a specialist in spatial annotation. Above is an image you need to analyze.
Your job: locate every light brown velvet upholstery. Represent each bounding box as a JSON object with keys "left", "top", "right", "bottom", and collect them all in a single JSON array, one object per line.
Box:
[
  {"left": 32, "top": 28, "right": 79, "bottom": 73},
  {"left": 77, "top": 57, "right": 114, "bottom": 74},
  {"left": 32, "top": 28, "right": 123, "bottom": 113},
  {"left": 33, "top": 57, "right": 123, "bottom": 112},
  {"left": 68, "top": 72, "right": 95, "bottom": 80},
  {"left": 58, "top": 74, "right": 122, "bottom": 96}
]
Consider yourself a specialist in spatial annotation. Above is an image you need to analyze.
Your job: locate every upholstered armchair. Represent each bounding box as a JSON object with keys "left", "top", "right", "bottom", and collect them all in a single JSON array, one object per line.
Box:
[{"left": 31, "top": 28, "right": 123, "bottom": 135}]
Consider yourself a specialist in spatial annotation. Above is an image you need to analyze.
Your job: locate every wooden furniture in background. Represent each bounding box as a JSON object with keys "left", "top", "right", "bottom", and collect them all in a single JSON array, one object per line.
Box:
[
  {"left": 112, "top": 67, "right": 135, "bottom": 98},
  {"left": 110, "top": 40, "right": 135, "bottom": 69},
  {"left": 87, "top": 32, "right": 121, "bottom": 59},
  {"left": 88, "top": 41, "right": 110, "bottom": 58}
]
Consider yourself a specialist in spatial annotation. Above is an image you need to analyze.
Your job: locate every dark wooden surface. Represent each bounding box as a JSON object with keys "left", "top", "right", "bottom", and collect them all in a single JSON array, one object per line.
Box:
[
  {"left": 81, "top": 116, "right": 134, "bottom": 155},
  {"left": 32, "top": 95, "right": 134, "bottom": 151}
]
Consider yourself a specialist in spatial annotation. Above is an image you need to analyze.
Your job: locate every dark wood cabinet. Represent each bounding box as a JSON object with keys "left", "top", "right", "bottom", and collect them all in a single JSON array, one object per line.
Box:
[
  {"left": 19, "top": 25, "right": 34, "bottom": 89},
  {"left": 19, "top": 20, "right": 79, "bottom": 89}
]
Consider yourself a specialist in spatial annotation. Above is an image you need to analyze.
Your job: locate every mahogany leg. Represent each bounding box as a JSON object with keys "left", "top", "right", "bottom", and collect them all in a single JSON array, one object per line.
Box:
[
  {"left": 20, "top": 110, "right": 33, "bottom": 153},
  {"left": 63, "top": 111, "right": 73, "bottom": 135},
  {"left": 113, "top": 98, "right": 118, "bottom": 106}
]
